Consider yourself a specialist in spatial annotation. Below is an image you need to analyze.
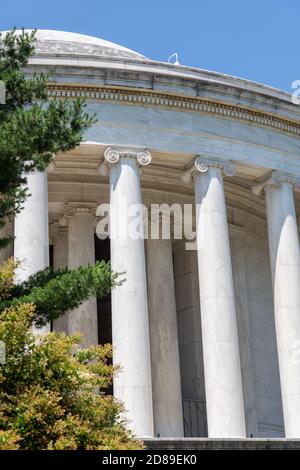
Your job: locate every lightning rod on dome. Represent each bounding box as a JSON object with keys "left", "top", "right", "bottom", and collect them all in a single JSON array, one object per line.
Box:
[{"left": 168, "top": 53, "right": 180, "bottom": 65}]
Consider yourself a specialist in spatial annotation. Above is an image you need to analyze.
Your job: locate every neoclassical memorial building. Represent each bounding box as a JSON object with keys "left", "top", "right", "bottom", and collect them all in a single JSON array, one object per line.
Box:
[{"left": 3, "top": 29, "right": 300, "bottom": 442}]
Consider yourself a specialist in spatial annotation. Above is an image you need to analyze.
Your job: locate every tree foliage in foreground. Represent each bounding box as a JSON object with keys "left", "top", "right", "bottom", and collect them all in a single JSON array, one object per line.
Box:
[
  {"left": 0, "top": 305, "right": 141, "bottom": 450},
  {"left": 0, "top": 28, "right": 95, "bottom": 248},
  {"left": 0, "top": 259, "right": 118, "bottom": 326},
  {"left": 0, "top": 260, "right": 140, "bottom": 450}
]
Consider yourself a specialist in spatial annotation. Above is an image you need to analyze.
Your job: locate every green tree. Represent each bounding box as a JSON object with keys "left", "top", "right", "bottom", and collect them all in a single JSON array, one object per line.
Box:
[
  {"left": 0, "top": 29, "right": 138, "bottom": 451},
  {"left": 0, "top": 28, "right": 95, "bottom": 248},
  {"left": 0, "top": 260, "right": 140, "bottom": 450},
  {"left": 0, "top": 258, "right": 119, "bottom": 327}
]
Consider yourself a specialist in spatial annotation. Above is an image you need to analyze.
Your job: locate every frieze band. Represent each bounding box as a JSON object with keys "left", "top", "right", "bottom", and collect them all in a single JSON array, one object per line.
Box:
[{"left": 48, "top": 83, "right": 300, "bottom": 138}]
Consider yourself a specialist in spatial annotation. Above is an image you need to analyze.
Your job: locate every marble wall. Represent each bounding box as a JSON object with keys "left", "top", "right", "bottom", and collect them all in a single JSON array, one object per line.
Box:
[
  {"left": 173, "top": 242, "right": 206, "bottom": 436},
  {"left": 242, "top": 234, "right": 284, "bottom": 436},
  {"left": 173, "top": 210, "right": 284, "bottom": 437}
]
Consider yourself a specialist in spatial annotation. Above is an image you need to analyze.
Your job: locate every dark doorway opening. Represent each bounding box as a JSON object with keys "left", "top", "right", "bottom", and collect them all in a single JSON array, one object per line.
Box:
[
  {"left": 95, "top": 235, "right": 112, "bottom": 346},
  {"left": 95, "top": 235, "right": 112, "bottom": 395}
]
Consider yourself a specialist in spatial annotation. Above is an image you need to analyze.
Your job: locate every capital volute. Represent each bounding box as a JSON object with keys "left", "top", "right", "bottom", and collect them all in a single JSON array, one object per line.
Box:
[
  {"left": 49, "top": 219, "right": 68, "bottom": 242},
  {"left": 252, "top": 170, "right": 300, "bottom": 197},
  {"left": 62, "top": 202, "right": 97, "bottom": 221},
  {"left": 99, "top": 147, "right": 152, "bottom": 176},
  {"left": 181, "top": 156, "right": 236, "bottom": 184},
  {"left": 49, "top": 221, "right": 60, "bottom": 238}
]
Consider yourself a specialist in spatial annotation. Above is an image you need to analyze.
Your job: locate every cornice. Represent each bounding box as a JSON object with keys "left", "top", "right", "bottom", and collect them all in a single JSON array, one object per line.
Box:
[{"left": 48, "top": 83, "right": 300, "bottom": 137}]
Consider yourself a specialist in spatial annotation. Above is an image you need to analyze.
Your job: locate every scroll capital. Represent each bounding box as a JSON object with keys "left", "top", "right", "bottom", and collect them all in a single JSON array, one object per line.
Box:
[
  {"left": 252, "top": 170, "right": 300, "bottom": 196},
  {"left": 99, "top": 146, "right": 152, "bottom": 175},
  {"left": 181, "top": 156, "right": 236, "bottom": 184},
  {"left": 62, "top": 202, "right": 97, "bottom": 218}
]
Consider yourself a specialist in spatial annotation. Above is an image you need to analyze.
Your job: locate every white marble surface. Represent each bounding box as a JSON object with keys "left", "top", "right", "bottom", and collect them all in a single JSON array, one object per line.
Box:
[
  {"left": 243, "top": 234, "right": 284, "bottom": 437},
  {"left": 14, "top": 171, "right": 50, "bottom": 335},
  {"left": 14, "top": 171, "right": 49, "bottom": 281},
  {"left": 109, "top": 155, "right": 153, "bottom": 438},
  {"left": 7, "top": 30, "right": 146, "bottom": 60},
  {"left": 9, "top": 29, "right": 300, "bottom": 439},
  {"left": 173, "top": 243, "right": 206, "bottom": 434},
  {"left": 22, "top": 29, "right": 300, "bottom": 117},
  {"left": 146, "top": 238, "right": 183, "bottom": 437},
  {"left": 53, "top": 230, "right": 68, "bottom": 333},
  {"left": 67, "top": 209, "right": 98, "bottom": 347},
  {"left": 194, "top": 165, "right": 246, "bottom": 437},
  {"left": 84, "top": 102, "right": 300, "bottom": 175},
  {"left": 230, "top": 231, "right": 258, "bottom": 437},
  {"left": 265, "top": 179, "right": 300, "bottom": 437}
]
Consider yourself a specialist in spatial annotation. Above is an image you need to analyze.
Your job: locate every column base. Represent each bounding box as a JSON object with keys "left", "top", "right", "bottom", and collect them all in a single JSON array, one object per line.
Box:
[{"left": 144, "top": 437, "right": 300, "bottom": 450}]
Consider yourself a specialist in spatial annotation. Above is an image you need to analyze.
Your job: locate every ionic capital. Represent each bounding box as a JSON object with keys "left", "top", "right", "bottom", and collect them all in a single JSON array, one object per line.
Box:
[
  {"left": 252, "top": 170, "right": 300, "bottom": 197},
  {"left": 49, "top": 219, "right": 68, "bottom": 244},
  {"left": 49, "top": 221, "right": 60, "bottom": 239},
  {"left": 60, "top": 203, "right": 98, "bottom": 224},
  {"left": 181, "top": 156, "right": 236, "bottom": 184},
  {"left": 99, "top": 146, "right": 152, "bottom": 176}
]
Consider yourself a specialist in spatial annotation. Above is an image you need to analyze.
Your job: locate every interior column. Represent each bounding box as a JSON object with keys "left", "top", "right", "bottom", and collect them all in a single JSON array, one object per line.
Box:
[
  {"left": 146, "top": 236, "right": 184, "bottom": 437},
  {"left": 65, "top": 204, "right": 98, "bottom": 347}
]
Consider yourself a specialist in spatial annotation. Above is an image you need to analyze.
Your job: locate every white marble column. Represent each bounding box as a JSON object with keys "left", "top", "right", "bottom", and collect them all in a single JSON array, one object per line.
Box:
[
  {"left": 184, "top": 156, "right": 246, "bottom": 438},
  {"left": 64, "top": 204, "right": 98, "bottom": 347},
  {"left": 14, "top": 171, "right": 49, "bottom": 280},
  {"left": 146, "top": 236, "right": 184, "bottom": 437},
  {"left": 101, "top": 147, "right": 154, "bottom": 438},
  {"left": 253, "top": 171, "right": 300, "bottom": 437},
  {"left": 14, "top": 171, "right": 50, "bottom": 334},
  {"left": 52, "top": 226, "right": 68, "bottom": 333}
]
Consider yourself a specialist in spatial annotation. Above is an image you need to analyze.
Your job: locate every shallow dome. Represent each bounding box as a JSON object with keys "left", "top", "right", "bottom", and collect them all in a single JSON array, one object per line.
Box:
[{"left": 3, "top": 29, "right": 147, "bottom": 61}]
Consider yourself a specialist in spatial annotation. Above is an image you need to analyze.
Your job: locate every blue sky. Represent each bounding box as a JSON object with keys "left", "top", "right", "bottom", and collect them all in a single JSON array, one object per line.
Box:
[{"left": 0, "top": 0, "right": 298, "bottom": 92}]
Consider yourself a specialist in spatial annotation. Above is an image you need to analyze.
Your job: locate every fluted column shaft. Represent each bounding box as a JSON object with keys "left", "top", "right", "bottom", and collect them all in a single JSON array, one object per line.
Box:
[
  {"left": 192, "top": 157, "right": 246, "bottom": 438},
  {"left": 53, "top": 228, "right": 68, "bottom": 333},
  {"left": 103, "top": 147, "right": 154, "bottom": 438},
  {"left": 14, "top": 171, "right": 49, "bottom": 334},
  {"left": 66, "top": 206, "right": 98, "bottom": 347},
  {"left": 146, "top": 237, "right": 183, "bottom": 437},
  {"left": 253, "top": 171, "right": 300, "bottom": 437},
  {"left": 14, "top": 171, "right": 49, "bottom": 281}
]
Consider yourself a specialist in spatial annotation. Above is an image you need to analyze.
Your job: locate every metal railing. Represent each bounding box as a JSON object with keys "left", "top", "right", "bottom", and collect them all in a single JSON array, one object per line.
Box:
[{"left": 182, "top": 399, "right": 207, "bottom": 437}]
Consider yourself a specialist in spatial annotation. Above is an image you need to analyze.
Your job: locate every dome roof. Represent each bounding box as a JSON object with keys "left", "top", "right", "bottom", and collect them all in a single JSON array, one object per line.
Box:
[{"left": 4, "top": 29, "right": 147, "bottom": 61}]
